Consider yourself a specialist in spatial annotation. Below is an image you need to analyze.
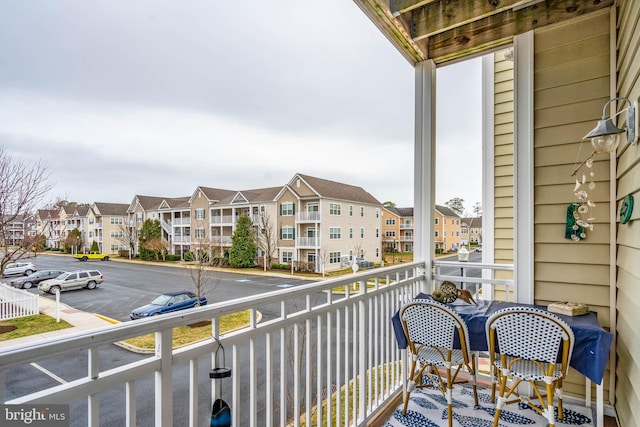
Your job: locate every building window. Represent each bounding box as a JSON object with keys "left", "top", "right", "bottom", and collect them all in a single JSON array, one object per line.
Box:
[
  {"left": 195, "top": 209, "right": 205, "bottom": 220},
  {"left": 376, "top": 228, "right": 379, "bottom": 238},
  {"left": 385, "top": 231, "right": 396, "bottom": 238},
  {"left": 349, "top": 227, "right": 353, "bottom": 239},
  {"left": 375, "top": 248, "right": 379, "bottom": 257},
  {"left": 110, "top": 217, "right": 123, "bottom": 225},
  {"left": 435, "top": 230, "right": 439, "bottom": 237},
  {"left": 385, "top": 218, "right": 396, "bottom": 225},
  {"left": 282, "top": 251, "right": 293, "bottom": 264},
  {"left": 195, "top": 228, "right": 206, "bottom": 239},
  {"left": 375, "top": 208, "right": 380, "bottom": 218},
  {"left": 360, "top": 207, "right": 364, "bottom": 217},
  {"left": 280, "top": 202, "right": 295, "bottom": 216},
  {"left": 329, "top": 227, "right": 341, "bottom": 239},
  {"left": 110, "top": 230, "right": 124, "bottom": 238},
  {"left": 435, "top": 217, "right": 439, "bottom": 225},
  {"left": 349, "top": 205, "right": 353, "bottom": 216},
  {"left": 461, "top": 227, "right": 468, "bottom": 234},
  {"left": 360, "top": 227, "right": 364, "bottom": 238},
  {"left": 329, "top": 252, "right": 341, "bottom": 263},
  {"left": 330, "top": 203, "right": 342, "bottom": 215},
  {"left": 136, "top": 213, "right": 143, "bottom": 222},
  {"left": 281, "top": 226, "right": 294, "bottom": 240}
]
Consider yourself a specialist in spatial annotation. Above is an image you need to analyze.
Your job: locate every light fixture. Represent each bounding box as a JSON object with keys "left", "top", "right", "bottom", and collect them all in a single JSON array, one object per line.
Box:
[{"left": 583, "top": 96, "right": 638, "bottom": 153}]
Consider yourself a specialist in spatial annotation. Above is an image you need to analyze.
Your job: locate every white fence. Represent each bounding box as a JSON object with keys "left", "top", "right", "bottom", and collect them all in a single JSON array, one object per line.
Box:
[{"left": 0, "top": 283, "right": 39, "bottom": 321}]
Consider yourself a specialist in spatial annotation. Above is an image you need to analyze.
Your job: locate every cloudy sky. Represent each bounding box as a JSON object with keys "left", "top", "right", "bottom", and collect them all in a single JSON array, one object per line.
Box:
[{"left": 0, "top": 1, "right": 482, "bottom": 213}]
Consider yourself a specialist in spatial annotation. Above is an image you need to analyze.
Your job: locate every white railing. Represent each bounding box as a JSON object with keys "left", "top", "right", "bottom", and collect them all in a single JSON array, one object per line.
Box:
[
  {"left": 211, "top": 216, "right": 234, "bottom": 225},
  {"left": 0, "top": 262, "right": 427, "bottom": 427},
  {"left": 172, "top": 235, "right": 190, "bottom": 243},
  {"left": 172, "top": 217, "right": 190, "bottom": 226},
  {"left": 433, "top": 260, "right": 514, "bottom": 301},
  {"left": 0, "top": 284, "right": 39, "bottom": 320},
  {"left": 296, "top": 237, "right": 319, "bottom": 247},
  {"left": 296, "top": 212, "right": 321, "bottom": 222}
]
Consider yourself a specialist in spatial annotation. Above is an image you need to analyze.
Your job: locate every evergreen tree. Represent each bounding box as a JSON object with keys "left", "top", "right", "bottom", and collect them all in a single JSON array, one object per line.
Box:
[
  {"left": 138, "top": 219, "right": 161, "bottom": 260},
  {"left": 229, "top": 215, "right": 257, "bottom": 268},
  {"left": 445, "top": 197, "right": 465, "bottom": 215}
]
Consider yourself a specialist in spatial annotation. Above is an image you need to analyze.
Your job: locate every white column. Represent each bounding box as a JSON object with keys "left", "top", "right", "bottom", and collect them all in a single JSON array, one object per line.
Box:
[{"left": 414, "top": 60, "right": 437, "bottom": 293}]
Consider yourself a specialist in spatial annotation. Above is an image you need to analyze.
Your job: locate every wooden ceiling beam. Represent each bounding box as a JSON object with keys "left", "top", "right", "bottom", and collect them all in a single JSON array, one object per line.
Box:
[
  {"left": 408, "top": 0, "right": 536, "bottom": 41},
  {"left": 426, "top": 0, "right": 614, "bottom": 62},
  {"left": 390, "top": 0, "right": 438, "bottom": 17}
]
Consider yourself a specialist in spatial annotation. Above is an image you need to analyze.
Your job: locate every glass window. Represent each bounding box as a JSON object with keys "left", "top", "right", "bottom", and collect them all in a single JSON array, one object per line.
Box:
[
  {"left": 349, "top": 227, "right": 353, "bottom": 239},
  {"left": 282, "top": 251, "right": 293, "bottom": 263},
  {"left": 349, "top": 205, "right": 353, "bottom": 216},
  {"left": 435, "top": 230, "right": 439, "bottom": 237},
  {"left": 280, "top": 202, "right": 294, "bottom": 216},
  {"left": 385, "top": 218, "right": 396, "bottom": 225},
  {"left": 329, "top": 227, "right": 341, "bottom": 239},
  {"left": 435, "top": 217, "right": 439, "bottom": 225},
  {"left": 360, "top": 227, "right": 364, "bottom": 238},
  {"left": 385, "top": 231, "right": 396, "bottom": 237},
  {"left": 360, "top": 207, "right": 364, "bottom": 217},
  {"left": 195, "top": 228, "right": 205, "bottom": 239},
  {"left": 281, "top": 226, "right": 294, "bottom": 240},
  {"left": 375, "top": 208, "right": 380, "bottom": 218},
  {"left": 195, "top": 209, "right": 205, "bottom": 220},
  {"left": 376, "top": 228, "right": 379, "bottom": 238},
  {"left": 329, "top": 252, "right": 341, "bottom": 263},
  {"left": 330, "top": 203, "right": 342, "bottom": 215}
]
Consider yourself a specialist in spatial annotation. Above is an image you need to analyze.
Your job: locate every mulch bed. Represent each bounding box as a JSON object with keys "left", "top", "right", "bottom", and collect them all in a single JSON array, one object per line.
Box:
[
  {"left": 188, "top": 320, "right": 211, "bottom": 328},
  {"left": 0, "top": 325, "right": 18, "bottom": 334}
]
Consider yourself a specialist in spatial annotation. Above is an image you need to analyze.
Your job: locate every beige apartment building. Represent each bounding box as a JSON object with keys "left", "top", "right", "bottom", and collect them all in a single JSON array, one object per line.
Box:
[
  {"left": 86, "top": 202, "right": 130, "bottom": 254},
  {"left": 434, "top": 204, "right": 461, "bottom": 252}
]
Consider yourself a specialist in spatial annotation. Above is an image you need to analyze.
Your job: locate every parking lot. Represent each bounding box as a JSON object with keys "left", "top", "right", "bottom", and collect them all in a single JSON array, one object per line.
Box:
[{"left": 5, "top": 254, "right": 315, "bottom": 322}]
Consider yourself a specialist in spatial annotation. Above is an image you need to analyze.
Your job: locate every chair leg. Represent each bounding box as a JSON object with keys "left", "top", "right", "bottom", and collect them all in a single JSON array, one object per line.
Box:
[
  {"left": 402, "top": 359, "right": 417, "bottom": 415},
  {"left": 446, "top": 367, "right": 453, "bottom": 427},
  {"left": 557, "top": 379, "right": 564, "bottom": 419},
  {"left": 545, "top": 381, "right": 555, "bottom": 427},
  {"left": 492, "top": 371, "right": 508, "bottom": 427},
  {"left": 470, "top": 354, "right": 479, "bottom": 407}
]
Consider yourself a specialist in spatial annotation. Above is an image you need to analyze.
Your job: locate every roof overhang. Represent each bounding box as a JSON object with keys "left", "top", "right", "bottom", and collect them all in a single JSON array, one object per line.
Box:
[{"left": 353, "top": 0, "right": 614, "bottom": 65}]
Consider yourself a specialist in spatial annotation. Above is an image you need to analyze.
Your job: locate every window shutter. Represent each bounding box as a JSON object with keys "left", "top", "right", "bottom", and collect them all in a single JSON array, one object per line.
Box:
[
  {"left": 292, "top": 203, "right": 295, "bottom": 215},
  {"left": 293, "top": 229, "right": 296, "bottom": 239},
  {"left": 280, "top": 204, "right": 283, "bottom": 215},
  {"left": 280, "top": 228, "right": 283, "bottom": 239}
]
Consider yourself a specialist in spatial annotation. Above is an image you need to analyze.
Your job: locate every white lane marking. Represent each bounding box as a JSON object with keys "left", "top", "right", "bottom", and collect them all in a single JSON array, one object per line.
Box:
[{"left": 31, "top": 363, "right": 67, "bottom": 384}]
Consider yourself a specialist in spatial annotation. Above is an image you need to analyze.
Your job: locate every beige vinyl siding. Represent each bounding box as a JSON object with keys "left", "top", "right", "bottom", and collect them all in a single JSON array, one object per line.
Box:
[
  {"left": 614, "top": 1, "right": 640, "bottom": 426},
  {"left": 493, "top": 49, "right": 514, "bottom": 292},
  {"left": 533, "top": 9, "right": 612, "bottom": 402}
]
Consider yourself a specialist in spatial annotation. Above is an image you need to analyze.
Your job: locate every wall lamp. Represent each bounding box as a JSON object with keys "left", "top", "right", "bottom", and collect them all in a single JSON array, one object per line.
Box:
[{"left": 583, "top": 96, "right": 638, "bottom": 153}]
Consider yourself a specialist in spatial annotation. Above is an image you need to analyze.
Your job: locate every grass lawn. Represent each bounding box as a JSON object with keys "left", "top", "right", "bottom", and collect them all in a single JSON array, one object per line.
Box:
[
  {"left": 0, "top": 315, "right": 73, "bottom": 341},
  {"left": 123, "top": 310, "right": 251, "bottom": 349}
]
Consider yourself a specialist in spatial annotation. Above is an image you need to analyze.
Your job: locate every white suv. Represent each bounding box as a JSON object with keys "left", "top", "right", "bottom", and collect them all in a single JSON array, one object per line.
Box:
[
  {"left": 2, "top": 262, "right": 37, "bottom": 277},
  {"left": 39, "top": 270, "right": 104, "bottom": 294}
]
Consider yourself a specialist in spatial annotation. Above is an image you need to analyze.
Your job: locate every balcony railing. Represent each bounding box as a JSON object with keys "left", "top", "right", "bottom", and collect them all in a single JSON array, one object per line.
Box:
[
  {"left": 172, "top": 217, "right": 190, "bottom": 226},
  {"left": 210, "top": 216, "right": 234, "bottom": 225},
  {"left": 433, "top": 260, "right": 515, "bottom": 301},
  {"left": 296, "top": 237, "right": 319, "bottom": 247},
  {"left": 0, "top": 262, "right": 427, "bottom": 427},
  {"left": 296, "top": 212, "right": 321, "bottom": 222}
]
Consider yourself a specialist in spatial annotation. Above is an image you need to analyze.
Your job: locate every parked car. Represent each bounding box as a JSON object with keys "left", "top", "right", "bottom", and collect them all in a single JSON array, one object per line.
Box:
[
  {"left": 73, "top": 252, "right": 110, "bottom": 261},
  {"left": 39, "top": 270, "right": 104, "bottom": 294},
  {"left": 2, "top": 262, "right": 37, "bottom": 277},
  {"left": 130, "top": 291, "right": 207, "bottom": 320},
  {"left": 8, "top": 270, "right": 67, "bottom": 289}
]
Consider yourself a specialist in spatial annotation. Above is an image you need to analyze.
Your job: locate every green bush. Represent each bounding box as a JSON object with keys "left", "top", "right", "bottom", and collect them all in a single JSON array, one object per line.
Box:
[
  {"left": 165, "top": 254, "right": 181, "bottom": 261},
  {"left": 118, "top": 250, "right": 130, "bottom": 258},
  {"left": 271, "top": 263, "right": 290, "bottom": 270},
  {"left": 183, "top": 251, "right": 194, "bottom": 262}
]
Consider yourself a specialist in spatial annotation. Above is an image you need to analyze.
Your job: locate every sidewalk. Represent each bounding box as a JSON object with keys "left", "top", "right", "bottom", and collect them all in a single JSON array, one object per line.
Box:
[{"left": 0, "top": 295, "right": 117, "bottom": 348}]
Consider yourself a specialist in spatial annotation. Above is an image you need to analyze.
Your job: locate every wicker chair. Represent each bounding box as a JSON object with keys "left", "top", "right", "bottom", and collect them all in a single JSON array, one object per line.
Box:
[
  {"left": 486, "top": 307, "right": 575, "bottom": 427},
  {"left": 399, "top": 299, "right": 478, "bottom": 426}
]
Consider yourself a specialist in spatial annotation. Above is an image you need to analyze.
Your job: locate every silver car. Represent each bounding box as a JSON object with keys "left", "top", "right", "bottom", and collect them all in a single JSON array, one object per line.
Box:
[
  {"left": 39, "top": 270, "right": 104, "bottom": 294},
  {"left": 2, "top": 262, "right": 37, "bottom": 277}
]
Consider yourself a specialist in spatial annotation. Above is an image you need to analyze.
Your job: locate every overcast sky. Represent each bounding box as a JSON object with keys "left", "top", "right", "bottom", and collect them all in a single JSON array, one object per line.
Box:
[{"left": 0, "top": 1, "right": 483, "bottom": 214}]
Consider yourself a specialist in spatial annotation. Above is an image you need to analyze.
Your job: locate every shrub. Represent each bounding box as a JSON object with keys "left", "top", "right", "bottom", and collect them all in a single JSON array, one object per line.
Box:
[
  {"left": 183, "top": 251, "right": 194, "bottom": 262},
  {"left": 271, "top": 263, "right": 290, "bottom": 270},
  {"left": 118, "top": 250, "right": 130, "bottom": 258},
  {"left": 165, "top": 254, "right": 181, "bottom": 261}
]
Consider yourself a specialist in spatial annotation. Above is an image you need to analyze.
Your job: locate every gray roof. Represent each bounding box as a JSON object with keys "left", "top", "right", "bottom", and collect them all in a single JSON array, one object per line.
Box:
[
  {"left": 435, "top": 204, "right": 460, "bottom": 217},
  {"left": 93, "top": 202, "right": 129, "bottom": 216},
  {"left": 462, "top": 216, "right": 482, "bottom": 227},
  {"left": 396, "top": 207, "right": 413, "bottom": 217},
  {"left": 197, "top": 187, "right": 237, "bottom": 204},
  {"left": 295, "top": 173, "right": 381, "bottom": 205},
  {"left": 238, "top": 187, "right": 281, "bottom": 203}
]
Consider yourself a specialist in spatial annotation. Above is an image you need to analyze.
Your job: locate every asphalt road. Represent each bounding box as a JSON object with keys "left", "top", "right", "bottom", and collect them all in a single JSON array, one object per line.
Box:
[{"left": 22, "top": 254, "right": 315, "bottom": 321}]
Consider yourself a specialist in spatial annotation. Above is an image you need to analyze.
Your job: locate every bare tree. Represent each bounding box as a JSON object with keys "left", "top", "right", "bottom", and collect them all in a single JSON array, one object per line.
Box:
[
  {"left": 145, "top": 237, "right": 169, "bottom": 261},
  {"left": 185, "top": 221, "right": 220, "bottom": 304},
  {"left": 116, "top": 223, "right": 138, "bottom": 259},
  {"left": 0, "top": 147, "right": 53, "bottom": 275},
  {"left": 255, "top": 211, "right": 277, "bottom": 270}
]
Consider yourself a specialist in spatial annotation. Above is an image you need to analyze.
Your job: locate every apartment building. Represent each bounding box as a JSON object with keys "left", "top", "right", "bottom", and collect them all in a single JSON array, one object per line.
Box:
[
  {"left": 434, "top": 204, "right": 461, "bottom": 252},
  {"left": 461, "top": 216, "right": 482, "bottom": 246},
  {"left": 35, "top": 209, "right": 59, "bottom": 248},
  {"left": 276, "top": 173, "right": 382, "bottom": 272},
  {"left": 381, "top": 207, "right": 401, "bottom": 254},
  {"left": 86, "top": 202, "right": 130, "bottom": 253}
]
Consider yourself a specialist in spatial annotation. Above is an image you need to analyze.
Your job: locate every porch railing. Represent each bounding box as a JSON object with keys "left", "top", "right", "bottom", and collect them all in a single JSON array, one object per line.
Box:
[
  {"left": 0, "top": 262, "right": 429, "bottom": 427},
  {"left": 433, "top": 260, "right": 515, "bottom": 301}
]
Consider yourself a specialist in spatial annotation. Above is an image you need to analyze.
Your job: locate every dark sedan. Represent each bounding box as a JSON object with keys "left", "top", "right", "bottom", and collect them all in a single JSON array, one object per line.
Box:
[
  {"left": 8, "top": 269, "right": 67, "bottom": 289},
  {"left": 130, "top": 291, "right": 207, "bottom": 320}
]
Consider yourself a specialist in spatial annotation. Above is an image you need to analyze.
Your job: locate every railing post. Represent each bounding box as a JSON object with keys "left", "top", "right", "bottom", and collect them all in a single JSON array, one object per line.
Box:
[{"left": 155, "top": 329, "right": 173, "bottom": 427}]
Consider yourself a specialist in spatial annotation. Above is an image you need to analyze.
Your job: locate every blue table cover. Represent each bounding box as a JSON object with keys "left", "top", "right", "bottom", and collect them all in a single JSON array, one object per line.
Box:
[{"left": 392, "top": 293, "right": 613, "bottom": 384}]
